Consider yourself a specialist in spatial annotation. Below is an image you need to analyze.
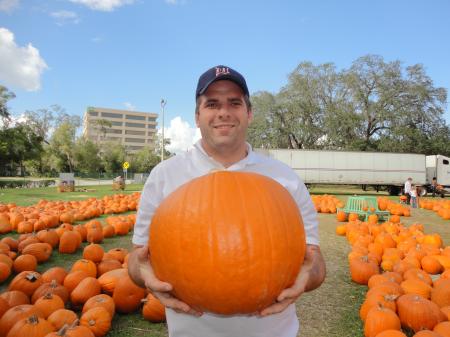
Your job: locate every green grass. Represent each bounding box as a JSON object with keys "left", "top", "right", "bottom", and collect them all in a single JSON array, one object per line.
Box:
[
  {"left": 0, "top": 184, "right": 144, "bottom": 205},
  {"left": 0, "top": 186, "right": 449, "bottom": 336}
]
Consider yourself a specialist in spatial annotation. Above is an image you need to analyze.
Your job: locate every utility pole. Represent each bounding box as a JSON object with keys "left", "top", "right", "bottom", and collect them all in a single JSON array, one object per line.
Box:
[{"left": 160, "top": 99, "right": 166, "bottom": 161}]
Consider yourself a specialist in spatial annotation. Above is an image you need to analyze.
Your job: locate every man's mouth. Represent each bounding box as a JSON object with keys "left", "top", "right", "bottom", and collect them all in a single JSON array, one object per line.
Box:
[{"left": 214, "top": 124, "right": 234, "bottom": 129}]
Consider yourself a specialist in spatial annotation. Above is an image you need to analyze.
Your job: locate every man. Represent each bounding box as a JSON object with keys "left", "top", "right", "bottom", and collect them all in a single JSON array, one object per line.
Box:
[
  {"left": 128, "top": 65, "right": 326, "bottom": 337},
  {"left": 404, "top": 177, "right": 412, "bottom": 204}
]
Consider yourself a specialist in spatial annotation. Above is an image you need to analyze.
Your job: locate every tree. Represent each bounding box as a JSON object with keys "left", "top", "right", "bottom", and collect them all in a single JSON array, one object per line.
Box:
[
  {"left": 0, "top": 124, "right": 43, "bottom": 176},
  {"left": 73, "top": 138, "right": 102, "bottom": 175},
  {"left": 130, "top": 146, "right": 160, "bottom": 173},
  {"left": 248, "top": 55, "right": 449, "bottom": 155},
  {"left": 0, "top": 85, "right": 15, "bottom": 120},
  {"left": 247, "top": 91, "right": 283, "bottom": 148},
  {"left": 91, "top": 119, "right": 113, "bottom": 142},
  {"left": 100, "top": 141, "right": 126, "bottom": 175},
  {"left": 47, "top": 119, "right": 80, "bottom": 172},
  {"left": 343, "top": 55, "right": 447, "bottom": 151}
]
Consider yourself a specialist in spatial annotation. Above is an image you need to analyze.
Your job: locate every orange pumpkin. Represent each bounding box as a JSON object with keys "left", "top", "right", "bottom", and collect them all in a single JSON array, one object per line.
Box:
[
  {"left": 142, "top": 293, "right": 166, "bottom": 322},
  {"left": 149, "top": 171, "right": 306, "bottom": 315}
]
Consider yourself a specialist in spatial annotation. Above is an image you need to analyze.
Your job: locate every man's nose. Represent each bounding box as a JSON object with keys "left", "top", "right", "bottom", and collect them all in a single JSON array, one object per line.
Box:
[{"left": 217, "top": 104, "right": 231, "bottom": 118}]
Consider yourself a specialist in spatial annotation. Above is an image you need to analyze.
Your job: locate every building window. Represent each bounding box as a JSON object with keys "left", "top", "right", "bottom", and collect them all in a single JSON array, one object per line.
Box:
[
  {"left": 125, "top": 130, "right": 145, "bottom": 136},
  {"left": 128, "top": 145, "right": 144, "bottom": 150},
  {"left": 101, "top": 112, "right": 123, "bottom": 119},
  {"left": 125, "top": 138, "right": 145, "bottom": 143},
  {"left": 125, "top": 122, "right": 145, "bottom": 128},
  {"left": 111, "top": 121, "right": 122, "bottom": 126},
  {"left": 125, "top": 115, "right": 146, "bottom": 121},
  {"left": 148, "top": 116, "right": 157, "bottom": 122},
  {"left": 147, "top": 131, "right": 156, "bottom": 136},
  {"left": 147, "top": 124, "right": 156, "bottom": 129},
  {"left": 106, "top": 129, "right": 122, "bottom": 134},
  {"left": 89, "top": 111, "right": 98, "bottom": 116},
  {"left": 106, "top": 137, "right": 121, "bottom": 141}
]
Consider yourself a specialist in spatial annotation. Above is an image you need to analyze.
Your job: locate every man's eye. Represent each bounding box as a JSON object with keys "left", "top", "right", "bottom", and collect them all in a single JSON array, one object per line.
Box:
[
  {"left": 206, "top": 103, "right": 217, "bottom": 108},
  {"left": 231, "top": 101, "right": 242, "bottom": 106}
]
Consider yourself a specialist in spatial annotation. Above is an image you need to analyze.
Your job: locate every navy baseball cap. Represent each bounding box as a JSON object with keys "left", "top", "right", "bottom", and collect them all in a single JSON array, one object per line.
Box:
[{"left": 196, "top": 65, "right": 249, "bottom": 99}]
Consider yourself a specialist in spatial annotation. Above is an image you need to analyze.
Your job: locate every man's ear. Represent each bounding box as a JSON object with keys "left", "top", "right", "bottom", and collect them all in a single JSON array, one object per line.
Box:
[{"left": 247, "top": 109, "right": 254, "bottom": 123}]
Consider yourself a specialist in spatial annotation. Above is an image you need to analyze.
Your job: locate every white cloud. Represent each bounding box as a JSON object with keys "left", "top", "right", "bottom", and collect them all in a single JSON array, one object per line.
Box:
[
  {"left": 69, "top": 0, "right": 134, "bottom": 11},
  {"left": 159, "top": 116, "right": 201, "bottom": 154},
  {"left": 50, "top": 10, "right": 80, "bottom": 25},
  {"left": 0, "top": 27, "right": 48, "bottom": 91},
  {"left": 0, "top": 0, "right": 19, "bottom": 13},
  {"left": 123, "top": 102, "right": 136, "bottom": 111}
]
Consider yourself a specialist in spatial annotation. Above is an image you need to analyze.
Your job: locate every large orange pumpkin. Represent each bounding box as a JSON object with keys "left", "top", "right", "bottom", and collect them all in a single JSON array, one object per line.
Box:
[{"left": 149, "top": 171, "right": 306, "bottom": 315}]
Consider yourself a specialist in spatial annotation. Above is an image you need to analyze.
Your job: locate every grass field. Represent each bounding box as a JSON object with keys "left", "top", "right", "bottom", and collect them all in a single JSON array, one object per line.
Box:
[{"left": 0, "top": 184, "right": 448, "bottom": 336}]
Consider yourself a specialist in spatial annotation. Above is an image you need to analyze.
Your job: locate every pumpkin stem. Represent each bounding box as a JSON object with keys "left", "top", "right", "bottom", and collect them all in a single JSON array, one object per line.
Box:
[
  {"left": 25, "top": 272, "right": 40, "bottom": 282},
  {"left": 43, "top": 292, "right": 54, "bottom": 299},
  {"left": 57, "top": 324, "right": 69, "bottom": 336},
  {"left": 27, "top": 314, "right": 40, "bottom": 325}
]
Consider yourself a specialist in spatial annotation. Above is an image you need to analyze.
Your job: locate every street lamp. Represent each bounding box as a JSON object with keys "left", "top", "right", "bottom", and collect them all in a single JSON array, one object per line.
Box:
[{"left": 160, "top": 99, "right": 166, "bottom": 161}]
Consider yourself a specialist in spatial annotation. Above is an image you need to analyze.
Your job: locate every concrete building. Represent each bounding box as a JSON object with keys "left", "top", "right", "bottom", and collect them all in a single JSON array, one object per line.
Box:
[{"left": 82, "top": 106, "right": 158, "bottom": 152}]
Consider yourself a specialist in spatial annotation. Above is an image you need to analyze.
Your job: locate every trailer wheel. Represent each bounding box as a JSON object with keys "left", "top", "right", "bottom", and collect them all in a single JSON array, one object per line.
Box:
[{"left": 388, "top": 186, "right": 400, "bottom": 196}]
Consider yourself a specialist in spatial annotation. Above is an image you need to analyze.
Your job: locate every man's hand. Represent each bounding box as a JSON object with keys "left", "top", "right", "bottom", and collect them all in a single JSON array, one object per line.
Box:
[
  {"left": 259, "top": 244, "right": 326, "bottom": 317},
  {"left": 128, "top": 245, "right": 203, "bottom": 317}
]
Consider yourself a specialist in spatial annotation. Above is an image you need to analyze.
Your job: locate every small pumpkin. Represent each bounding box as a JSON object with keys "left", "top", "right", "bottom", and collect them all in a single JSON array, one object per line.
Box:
[
  {"left": 112, "top": 275, "right": 146, "bottom": 313},
  {"left": 79, "top": 307, "right": 111, "bottom": 337},
  {"left": 142, "top": 293, "right": 165, "bottom": 322},
  {"left": 8, "top": 271, "right": 43, "bottom": 296},
  {"left": 34, "top": 293, "right": 65, "bottom": 318},
  {"left": 47, "top": 309, "right": 78, "bottom": 331}
]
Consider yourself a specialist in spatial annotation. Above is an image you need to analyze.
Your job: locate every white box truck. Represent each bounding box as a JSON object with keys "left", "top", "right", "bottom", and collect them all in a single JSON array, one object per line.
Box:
[{"left": 256, "top": 149, "right": 450, "bottom": 196}]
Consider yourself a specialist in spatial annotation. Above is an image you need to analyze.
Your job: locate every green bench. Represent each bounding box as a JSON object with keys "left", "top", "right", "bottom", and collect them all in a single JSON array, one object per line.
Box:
[{"left": 337, "top": 196, "right": 390, "bottom": 222}]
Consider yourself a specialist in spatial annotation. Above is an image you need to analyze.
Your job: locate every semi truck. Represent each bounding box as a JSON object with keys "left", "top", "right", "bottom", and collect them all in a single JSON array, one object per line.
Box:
[{"left": 255, "top": 149, "right": 450, "bottom": 196}]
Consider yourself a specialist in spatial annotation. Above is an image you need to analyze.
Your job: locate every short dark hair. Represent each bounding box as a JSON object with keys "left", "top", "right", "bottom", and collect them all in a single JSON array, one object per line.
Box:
[{"left": 195, "top": 94, "right": 252, "bottom": 115}]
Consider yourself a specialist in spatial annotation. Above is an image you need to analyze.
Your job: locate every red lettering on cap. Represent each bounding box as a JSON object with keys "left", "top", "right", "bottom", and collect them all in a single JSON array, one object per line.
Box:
[{"left": 215, "top": 67, "right": 230, "bottom": 77}]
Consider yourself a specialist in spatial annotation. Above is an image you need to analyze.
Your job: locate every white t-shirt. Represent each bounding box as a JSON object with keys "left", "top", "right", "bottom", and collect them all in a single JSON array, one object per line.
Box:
[
  {"left": 132, "top": 141, "right": 319, "bottom": 337},
  {"left": 410, "top": 189, "right": 417, "bottom": 198},
  {"left": 404, "top": 180, "right": 412, "bottom": 194}
]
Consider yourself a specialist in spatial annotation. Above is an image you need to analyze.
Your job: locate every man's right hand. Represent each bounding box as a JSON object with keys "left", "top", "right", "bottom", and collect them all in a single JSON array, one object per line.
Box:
[{"left": 128, "top": 245, "right": 203, "bottom": 317}]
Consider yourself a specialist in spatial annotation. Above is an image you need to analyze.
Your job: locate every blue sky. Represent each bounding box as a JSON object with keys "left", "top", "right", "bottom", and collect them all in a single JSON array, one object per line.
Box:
[{"left": 1, "top": 0, "right": 449, "bottom": 153}]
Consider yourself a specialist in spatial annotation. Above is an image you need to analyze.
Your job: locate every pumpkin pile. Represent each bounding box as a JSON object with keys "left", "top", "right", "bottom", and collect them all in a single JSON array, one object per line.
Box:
[
  {"left": 150, "top": 171, "right": 306, "bottom": 315},
  {"left": 420, "top": 199, "right": 450, "bottom": 220},
  {"left": 336, "top": 216, "right": 450, "bottom": 336},
  {"left": 0, "top": 193, "right": 140, "bottom": 235},
  {"left": 0, "top": 244, "right": 166, "bottom": 337},
  {"left": 311, "top": 194, "right": 343, "bottom": 213},
  {"left": 377, "top": 197, "right": 411, "bottom": 217},
  {"left": 0, "top": 214, "right": 135, "bottom": 285}
]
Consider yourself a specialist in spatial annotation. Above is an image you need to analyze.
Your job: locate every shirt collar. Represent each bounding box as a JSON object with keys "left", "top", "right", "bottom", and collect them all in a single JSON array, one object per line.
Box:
[{"left": 193, "top": 140, "right": 259, "bottom": 168}]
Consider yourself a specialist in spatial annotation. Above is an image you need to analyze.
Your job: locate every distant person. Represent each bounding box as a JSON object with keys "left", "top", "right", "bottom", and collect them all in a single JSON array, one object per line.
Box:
[
  {"left": 404, "top": 177, "right": 412, "bottom": 204},
  {"left": 431, "top": 177, "right": 438, "bottom": 197},
  {"left": 410, "top": 184, "right": 418, "bottom": 208}
]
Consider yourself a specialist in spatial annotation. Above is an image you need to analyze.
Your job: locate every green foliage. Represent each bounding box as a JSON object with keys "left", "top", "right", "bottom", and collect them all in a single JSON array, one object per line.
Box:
[
  {"left": 73, "top": 138, "right": 102, "bottom": 174},
  {"left": 130, "top": 146, "right": 160, "bottom": 173},
  {"left": 0, "top": 85, "right": 15, "bottom": 119},
  {"left": 101, "top": 141, "right": 127, "bottom": 174},
  {"left": 248, "top": 54, "right": 449, "bottom": 156}
]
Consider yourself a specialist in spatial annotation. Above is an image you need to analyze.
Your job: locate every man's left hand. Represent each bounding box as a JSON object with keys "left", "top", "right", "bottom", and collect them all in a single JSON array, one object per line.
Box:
[{"left": 259, "top": 244, "right": 326, "bottom": 317}]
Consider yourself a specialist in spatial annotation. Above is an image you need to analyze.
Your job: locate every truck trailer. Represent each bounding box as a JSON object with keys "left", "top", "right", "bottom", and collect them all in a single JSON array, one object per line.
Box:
[{"left": 256, "top": 149, "right": 450, "bottom": 196}]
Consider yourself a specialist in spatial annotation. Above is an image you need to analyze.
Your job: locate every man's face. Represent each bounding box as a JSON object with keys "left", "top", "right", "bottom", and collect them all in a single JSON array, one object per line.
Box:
[{"left": 196, "top": 80, "right": 252, "bottom": 154}]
